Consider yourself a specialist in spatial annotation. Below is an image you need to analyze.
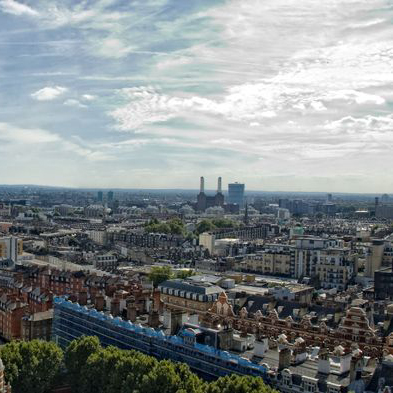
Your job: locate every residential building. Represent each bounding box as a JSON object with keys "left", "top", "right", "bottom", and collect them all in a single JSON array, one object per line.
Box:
[
  {"left": 87, "top": 230, "right": 107, "bottom": 245},
  {"left": 0, "top": 237, "right": 23, "bottom": 263},
  {"left": 241, "top": 246, "right": 293, "bottom": 276},
  {"left": 0, "top": 293, "right": 27, "bottom": 340},
  {"left": 365, "top": 239, "right": 385, "bottom": 278},
  {"left": 93, "top": 254, "right": 118, "bottom": 270},
  {"left": 316, "top": 248, "right": 356, "bottom": 291},
  {"left": 374, "top": 265, "right": 393, "bottom": 300},
  {"left": 158, "top": 278, "right": 222, "bottom": 316},
  {"left": 21, "top": 309, "right": 53, "bottom": 341},
  {"left": 199, "top": 232, "right": 215, "bottom": 255},
  {"left": 292, "top": 237, "right": 344, "bottom": 279}
]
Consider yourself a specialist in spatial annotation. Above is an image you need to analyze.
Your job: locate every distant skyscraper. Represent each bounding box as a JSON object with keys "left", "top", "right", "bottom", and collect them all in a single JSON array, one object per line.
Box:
[
  {"left": 327, "top": 193, "right": 333, "bottom": 202},
  {"left": 97, "top": 191, "right": 103, "bottom": 202},
  {"left": 381, "top": 193, "right": 390, "bottom": 203},
  {"left": 228, "top": 182, "right": 245, "bottom": 207},
  {"left": 107, "top": 191, "right": 114, "bottom": 202}
]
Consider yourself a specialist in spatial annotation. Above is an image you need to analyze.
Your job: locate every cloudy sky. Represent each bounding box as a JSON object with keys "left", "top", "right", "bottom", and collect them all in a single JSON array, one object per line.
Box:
[{"left": 0, "top": 0, "right": 392, "bottom": 192}]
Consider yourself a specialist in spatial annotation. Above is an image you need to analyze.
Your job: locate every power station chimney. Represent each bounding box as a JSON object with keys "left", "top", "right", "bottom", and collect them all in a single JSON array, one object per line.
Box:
[
  {"left": 217, "top": 177, "right": 222, "bottom": 193},
  {"left": 200, "top": 176, "right": 205, "bottom": 193}
]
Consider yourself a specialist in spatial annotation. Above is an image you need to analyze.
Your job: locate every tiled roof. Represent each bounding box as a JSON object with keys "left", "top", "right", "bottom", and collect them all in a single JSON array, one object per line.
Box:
[{"left": 159, "top": 279, "right": 222, "bottom": 295}]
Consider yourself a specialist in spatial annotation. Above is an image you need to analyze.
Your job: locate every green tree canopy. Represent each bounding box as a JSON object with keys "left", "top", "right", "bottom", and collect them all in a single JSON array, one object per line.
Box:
[
  {"left": 64, "top": 336, "right": 101, "bottom": 393},
  {"left": 206, "top": 374, "right": 277, "bottom": 393},
  {"left": 149, "top": 265, "right": 174, "bottom": 287},
  {"left": 79, "top": 346, "right": 156, "bottom": 393},
  {"left": 0, "top": 340, "right": 63, "bottom": 393},
  {"left": 138, "top": 360, "right": 205, "bottom": 393},
  {"left": 145, "top": 218, "right": 185, "bottom": 235},
  {"left": 176, "top": 269, "right": 194, "bottom": 280},
  {"left": 195, "top": 218, "right": 238, "bottom": 235},
  {"left": 195, "top": 220, "right": 216, "bottom": 235},
  {"left": 211, "top": 218, "right": 237, "bottom": 229},
  {"left": 1, "top": 336, "right": 277, "bottom": 393}
]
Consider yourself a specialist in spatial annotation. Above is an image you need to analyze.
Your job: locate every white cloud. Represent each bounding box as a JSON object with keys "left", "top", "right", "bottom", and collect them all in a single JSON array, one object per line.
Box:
[
  {"left": 63, "top": 99, "right": 87, "bottom": 108},
  {"left": 94, "top": 37, "right": 135, "bottom": 59},
  {"left": 324, "top": 115, "right": 393, "bottom": 133},
  {"left": 0, "top": 122, "right": 60, "bottom": 144},
  {"left": 0, "top": 122, "right": 112, "bottom": 161},
  {"left": 31, "top": 86, "right": 68, "bottom": 101},
  {"left": 0, "top": 0, "right": 38, "bottom": 16},
  {"left": 2, "top": 0, "right": 393, "bottom": 191},
  {"left": 81, "top": 94, "right": 97, "bottom": 101}
]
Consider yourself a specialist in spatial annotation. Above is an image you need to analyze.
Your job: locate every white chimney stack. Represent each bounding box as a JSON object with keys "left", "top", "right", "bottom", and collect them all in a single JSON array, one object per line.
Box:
[{"left": 200, "top": 176, "right": 205, "bottom": 193}]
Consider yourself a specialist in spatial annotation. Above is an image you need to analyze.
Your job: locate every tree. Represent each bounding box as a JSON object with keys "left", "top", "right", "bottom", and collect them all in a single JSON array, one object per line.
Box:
[
  {"left": 168, "top": 218, "right": 185, "bottom": 235},
  {"left": 138, "top": 360, "right": 205, "bottom": 393},
  {"left": 113, "top": 351, "right": 157, "bottom": 393},
  {"left": 195, "top": 220, "right": 216, "bottom": 235},
  {"left": 0, "top": 340, "right": 63, "bottom": 393},
  {"left": 176, "top": 269, "right": 194, "bottom": 280},
  {"left": 206, "top": 374, "right": 277, "bottom": 393},
  {"left": 145, "top": 218, "right": 185, "bottom": 235},
  {"left": 64, "top": 336, "right": 101, "bottom": 393},
  {"left": 0, "top": 336, "right": 278, "bottom": 393},
  {"left": 149, "top": 266, "right": 174, "bottom": 287},
  {"left": 79, "top": 346, "right": 158, "bottom": 393},
  {"left": 211, "top": 218, "right": 236, "bottom": 229}
]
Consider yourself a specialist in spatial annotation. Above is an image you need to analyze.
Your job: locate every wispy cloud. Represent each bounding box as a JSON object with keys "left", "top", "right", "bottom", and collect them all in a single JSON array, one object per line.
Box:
[
  {"left": 0, "top": 0, "right": 38, "bottom": 17},
  {"left": 63, "top": 99, "right": 87, "bottom": 108},
  {"left": 0, "top": 122, "right": 112, "bottom": 161},
  {"left": 31, "top": 86, "right": 68, "bottom": 101},
  {"left": 1, "top": 0, "right": 393, "bottom": 191}
]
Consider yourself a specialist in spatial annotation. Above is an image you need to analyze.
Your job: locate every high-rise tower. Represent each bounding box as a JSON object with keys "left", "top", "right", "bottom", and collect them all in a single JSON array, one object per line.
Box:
[{"left": 228, "top": 182, "right": 245, "bottom": 207}]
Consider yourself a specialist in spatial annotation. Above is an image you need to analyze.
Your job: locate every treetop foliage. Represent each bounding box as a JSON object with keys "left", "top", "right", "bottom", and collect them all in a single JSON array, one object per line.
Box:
[
  {"left": 148, "top": 266, "right": 194, "bottom": 287},
  {"left": 195, "top": 218, "right": 238, "bottom": 235},
  {"left": 145, "top": 218, "right": 185, "bottom": 235},
  {"left": 0, "top": 336, "right": 278, "bottom": 393}
]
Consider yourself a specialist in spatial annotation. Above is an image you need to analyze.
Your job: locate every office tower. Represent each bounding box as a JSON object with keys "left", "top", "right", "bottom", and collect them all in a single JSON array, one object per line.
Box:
[
  {"left": 107, "top": 191, "right": 114, "bottom": 203},
  {"left": 97, "top": 191, "right": 103, "bottom": 202},
  {"left": 381, "top": 194, "right": 390, "bottom": 203},
  {"left": 228, "top": 182, "right": 245, "bottom": 207},
  {"left": 327, "top": 193, "right": 333, "bottom": 202}
]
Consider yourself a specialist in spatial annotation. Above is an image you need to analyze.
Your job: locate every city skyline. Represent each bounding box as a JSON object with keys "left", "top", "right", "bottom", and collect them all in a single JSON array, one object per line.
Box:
[{"left": 1, "top": 0, "right": 393, "bottom": 192}]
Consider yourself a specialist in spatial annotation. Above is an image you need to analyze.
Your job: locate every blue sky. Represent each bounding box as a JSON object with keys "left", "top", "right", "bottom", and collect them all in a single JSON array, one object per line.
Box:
[{"left": 0, "top": 0, "right": 392, "bottom": 192}]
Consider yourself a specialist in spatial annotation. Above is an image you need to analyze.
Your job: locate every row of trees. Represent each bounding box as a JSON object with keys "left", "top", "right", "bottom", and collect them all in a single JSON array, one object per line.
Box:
[
  {"left": 0, "top": 337, "right": 277, "bottom": 393},
  {"left": 194, "top": 218, "right": 239, "bottom": 235},
  {"left": 144, "top": 218, "right": 186, "bottom": 235},
  {"left": 144, "top": 218, "right": 240, "bottom": 237}
]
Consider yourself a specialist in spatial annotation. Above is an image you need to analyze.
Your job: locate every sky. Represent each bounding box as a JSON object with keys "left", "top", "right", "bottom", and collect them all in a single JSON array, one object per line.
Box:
[{"left": 0, "top": 0, "right": 392, "bottom": 193}]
